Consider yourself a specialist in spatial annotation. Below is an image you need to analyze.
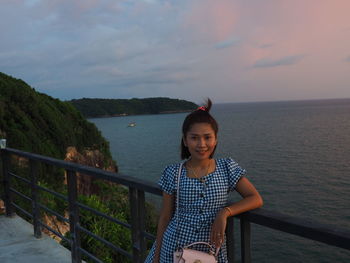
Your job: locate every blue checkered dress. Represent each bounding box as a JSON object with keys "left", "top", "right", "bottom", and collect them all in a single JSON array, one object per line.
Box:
[{"left": 144, "top": 158, "right": 246, "bottom": 263}]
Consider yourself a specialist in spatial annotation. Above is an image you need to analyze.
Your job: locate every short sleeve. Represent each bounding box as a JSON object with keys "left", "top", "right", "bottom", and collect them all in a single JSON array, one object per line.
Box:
[
  {"left": 226, "top": 158, "right": 246, "bottom": 191},
  {"left": 158, "top": 164, "right": 177, "bottom": 195}
]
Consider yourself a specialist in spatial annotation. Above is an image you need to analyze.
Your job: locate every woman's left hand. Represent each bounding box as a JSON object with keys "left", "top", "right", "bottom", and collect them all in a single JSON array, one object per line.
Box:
[{"left": 210, "top": 209, "right": 229, "bottom": 248}]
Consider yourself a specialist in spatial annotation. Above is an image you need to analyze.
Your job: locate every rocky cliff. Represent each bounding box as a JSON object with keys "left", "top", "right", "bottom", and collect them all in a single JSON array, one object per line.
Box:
[
  {"left": 41, "top": 147, "right": 118, "bottom": 241},
  {"left": 64, "top": 146, "right": 117, "bottom": 195},
  {"left": 0, "top": 72, "right": 119, "bottom": 241}
]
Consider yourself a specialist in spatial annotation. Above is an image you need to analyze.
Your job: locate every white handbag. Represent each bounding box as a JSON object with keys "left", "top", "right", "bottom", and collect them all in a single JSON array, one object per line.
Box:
[
  {"left": 173, "top": 241, "right": 218, "bottom": 263},
  {"left": 173, "top": 163, "right": 219, "bottom": 263}
]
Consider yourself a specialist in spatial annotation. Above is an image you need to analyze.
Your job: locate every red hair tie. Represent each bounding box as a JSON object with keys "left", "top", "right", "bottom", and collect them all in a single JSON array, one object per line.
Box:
[{"left": 197, "top": 106, "right": 207, "bottom": 111}]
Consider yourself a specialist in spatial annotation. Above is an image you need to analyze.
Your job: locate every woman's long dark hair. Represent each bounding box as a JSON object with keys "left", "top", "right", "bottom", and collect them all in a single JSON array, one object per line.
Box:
[{"left": 181, "top": 98, "right": 218, "bottom": 159}]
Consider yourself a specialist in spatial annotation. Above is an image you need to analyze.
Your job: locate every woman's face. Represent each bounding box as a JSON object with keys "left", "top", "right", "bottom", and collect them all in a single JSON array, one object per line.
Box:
[{"left": 183, "top": 122, "right": 217, "bottom": 161}]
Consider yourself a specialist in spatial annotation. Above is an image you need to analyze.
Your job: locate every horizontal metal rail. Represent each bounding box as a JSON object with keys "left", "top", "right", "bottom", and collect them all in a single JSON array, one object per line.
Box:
[
  {"left": 10, "top": 187, "right": 32, "bottom": 202},
  {"left": 78, "top": 247, "right": 104, "bottom": 263},
  {"left": 38, "top": 203, "right": 69, "bottom": 223},
  {"left": 142, "top": 231, "right": 155, "bottom": 241},
  {"left": 77, "top": 225, "right": 132, "bottom": 259},
  {"left": 36, "top": 184, "right": 68, "bottom": 202},
  {"left": 237, "top": 209, "right": 350, "bottom": 250},
  {"left": 10, "top": 172, "right": 31, "bottom": 184},
  {"left": 3, "top": 147, "right": 162, "bottom": 195},
  {"left": 1, "top": 147, "right": 350, "bottom": 263},
  {"left": 38, "top": 219, "right": 72, "bottom": 244},
  {"left": 11, "top": 202, "right": 33, "bottom": 218},
  {"left": 76, "top": 201, "right": 131, "bottom": 229}
]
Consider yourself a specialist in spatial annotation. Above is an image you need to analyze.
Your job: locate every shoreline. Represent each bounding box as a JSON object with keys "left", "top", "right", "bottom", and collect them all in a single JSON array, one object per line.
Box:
[{"left": 86, "top": 109, "right": 193, "bottom": 119}]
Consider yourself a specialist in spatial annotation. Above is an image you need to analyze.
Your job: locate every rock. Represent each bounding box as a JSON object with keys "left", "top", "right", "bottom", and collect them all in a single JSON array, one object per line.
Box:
[
  {"left": 0, "top": 199, "right": 5, "bottom": 214},
  {"left": 64, "top": 146, "right": 117, "bottom": 195},
  {"left": 41, "top": 146, "right": 118, "bottom": 243},
  {"left": 42, "top": 212, "right": 70, "bottom": 242}
]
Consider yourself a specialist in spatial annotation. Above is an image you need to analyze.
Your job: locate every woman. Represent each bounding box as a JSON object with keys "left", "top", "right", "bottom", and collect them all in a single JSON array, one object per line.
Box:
[{"left": 145, "top": 99, "right": 263, "bottom": 262}]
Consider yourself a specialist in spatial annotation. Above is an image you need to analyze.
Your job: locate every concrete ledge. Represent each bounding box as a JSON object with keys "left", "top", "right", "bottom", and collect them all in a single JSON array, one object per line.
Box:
[{"left": 0, "top": 215, "right": 72, "bottom": 263}]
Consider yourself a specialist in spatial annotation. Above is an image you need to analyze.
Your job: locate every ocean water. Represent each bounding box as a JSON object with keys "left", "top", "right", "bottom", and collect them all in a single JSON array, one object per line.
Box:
[{"left": 89, "top": 98, "right": 350, "bottom": 263}]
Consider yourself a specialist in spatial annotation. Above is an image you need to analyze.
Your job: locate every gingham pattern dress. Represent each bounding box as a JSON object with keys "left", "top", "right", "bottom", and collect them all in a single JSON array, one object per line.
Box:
[{"left": 144, "top": 158, "right": 246, "bottom": 263}]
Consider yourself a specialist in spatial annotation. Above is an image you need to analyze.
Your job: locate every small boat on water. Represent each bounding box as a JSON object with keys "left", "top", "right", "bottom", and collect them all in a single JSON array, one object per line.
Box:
[{"left": 127, "top": 122, "right": 136, "bottom": 127}]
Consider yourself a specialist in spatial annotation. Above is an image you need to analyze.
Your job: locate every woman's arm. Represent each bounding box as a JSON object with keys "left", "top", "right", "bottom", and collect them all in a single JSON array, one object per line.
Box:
[
  {"left": 153, "top": 192, "right": 175, "bottom": 263},
  {"left": 210, "top": 177, "right": 263, "bottom": 246}
]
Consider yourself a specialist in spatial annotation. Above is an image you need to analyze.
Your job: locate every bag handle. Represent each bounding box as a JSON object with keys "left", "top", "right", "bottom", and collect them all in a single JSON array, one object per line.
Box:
[
  {"left": 175, "top": 162, "right": 184, "bottom": 249},
  {"left": 184, "top": 242, "right": 220, "bottom": 256}
]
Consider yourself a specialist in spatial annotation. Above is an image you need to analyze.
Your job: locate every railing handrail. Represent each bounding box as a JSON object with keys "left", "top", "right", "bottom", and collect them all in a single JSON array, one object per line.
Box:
[
  {"left": 238, "top": 208, "right": 350, "bottom": 250},
  {"left": 2, "top": 147, "right": 162, "bottom": 195},
  {"left": 1, "top": 147, "right": 350, "bottom": 263}
]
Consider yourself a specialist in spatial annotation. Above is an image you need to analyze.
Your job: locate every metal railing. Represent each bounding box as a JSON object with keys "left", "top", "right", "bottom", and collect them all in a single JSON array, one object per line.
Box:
[{"left": 1, "top": 145, "right": 349, "bottom": 263}]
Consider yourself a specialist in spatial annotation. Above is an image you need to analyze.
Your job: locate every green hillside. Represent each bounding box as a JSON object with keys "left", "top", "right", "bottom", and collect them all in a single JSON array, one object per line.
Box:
[
  {"left": 0, "top": 72, "right": 112, "bottom": 161},
  {"left": 0, "top": 72, "right": 157, "bottom": 262},
  {"left": 69, "top": 97, "right": 198, "bottom": 118}
]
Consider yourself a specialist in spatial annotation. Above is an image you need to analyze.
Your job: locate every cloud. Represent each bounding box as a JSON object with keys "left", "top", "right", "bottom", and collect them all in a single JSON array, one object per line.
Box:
[
  {"left": 215, "top": 36, "right": 240, "bottom": 49},
  {"left": 259, "top": 43, "right": 273, "bottom": 49},
  {"left": 253, "top": 55, "right": 305, "bottom": 68},
  {"left": 183, "top": 0, "right": 238, "bottom": 44},
  {"left": 142, "top": 0, "right": 157, "bottom": 3},
  {"left": 1, "top": 0, "right": 350, "bottom": 103}
]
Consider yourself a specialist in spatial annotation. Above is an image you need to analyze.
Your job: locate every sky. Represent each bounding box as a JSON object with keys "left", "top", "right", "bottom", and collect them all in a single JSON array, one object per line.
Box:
[{"left": 1, "top": 0, "right": 350, "bottom": 104}]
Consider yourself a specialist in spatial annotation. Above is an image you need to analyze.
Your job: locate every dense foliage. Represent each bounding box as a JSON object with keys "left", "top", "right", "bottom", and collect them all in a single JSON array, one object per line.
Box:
[
  {"left": 0, "top": 72, "right": 158, "bottom": 261},
  {"left": 69, "top": 97, "right": 198, "bottom": 118},
  {"left": 0, "top": 72, "right": 112, "bottom": 161},
  {"left": 61, "top": 183, "right": 157, "bottom": 263}
]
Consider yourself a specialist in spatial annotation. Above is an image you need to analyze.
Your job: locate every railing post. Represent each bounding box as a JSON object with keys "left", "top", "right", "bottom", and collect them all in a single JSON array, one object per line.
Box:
[
  {"left": 240, "top": 217, "right": 251, "bottom": 263},
  {"left": 138, "top": 189, "right": 146, "bottom": 261},
  {"left": 30, "top": 159, "right": 41, "bottom": 238},
  {"left": 67, "top": 170, "right": 82, "bottom": 263},
  {"left": 226, "top": 216, "right": 235, "bottom": 263},
  {"left": 1, "top": 149, "right": 15, "bottom": 217},
  {"left": 129, "top": 187, "right": 146, "bottom": 263}
]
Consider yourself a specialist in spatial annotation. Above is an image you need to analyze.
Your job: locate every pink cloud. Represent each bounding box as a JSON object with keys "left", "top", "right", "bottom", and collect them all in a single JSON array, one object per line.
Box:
[
  {"left": 180, "top": 0, "right": 350, "bottom": 102},
  {"left": 183, "top": 0, "right": 238, "bottom": 43},
  {"left": 233, "top": 0, "right": 350, "bottom": 67}
]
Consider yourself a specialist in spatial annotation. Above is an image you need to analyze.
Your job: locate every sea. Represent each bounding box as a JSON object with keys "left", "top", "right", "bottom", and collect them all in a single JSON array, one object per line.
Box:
[{"left": 89, "top": 98, "right": 350, "bottom": 263}]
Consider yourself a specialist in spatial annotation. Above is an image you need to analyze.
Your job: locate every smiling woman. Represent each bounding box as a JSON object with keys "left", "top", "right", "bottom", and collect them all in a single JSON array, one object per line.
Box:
[
  {"left": 183, "top": 122, "right": 217, "bottom": 162},
  {"left": 181, "top": 100, "right": 218, "bottom": 160},
  {"left": 144, "top": 98, "right": 263, "bottom": 263}
]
